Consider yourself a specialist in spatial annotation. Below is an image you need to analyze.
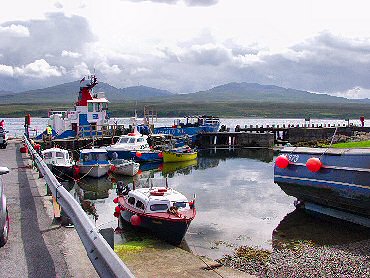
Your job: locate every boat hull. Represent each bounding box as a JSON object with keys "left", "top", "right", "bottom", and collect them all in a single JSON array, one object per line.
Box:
[
  {"left": 163, "top": 151, "right": 197, "bottom": 163},
  {"left": 50, "top": 165, "right": 75, "bottom": 181},
  {"left": 130, "top": 151, "right": 163, "bottom": 162},
  {"left": 78, "top": 164, "right": 110, "bottom": 178},
  {"left": 106, "top": 149, "right": 135, "bottom": 160},
  {"left": 120, "top": 209, "right": 191, "bottom": 245},
  {"left": 113, "top": 163, "right": 139, "bottom": 176},
  {"left": 274, "top": 147, "right": 370, "bottom": 218}
]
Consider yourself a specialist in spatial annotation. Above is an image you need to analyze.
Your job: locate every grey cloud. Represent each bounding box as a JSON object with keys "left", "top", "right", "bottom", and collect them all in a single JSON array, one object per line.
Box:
[
  {"left": 0, "top": 13, "right": 96, "bottom": 91},
  {"left": 184, "top": 0, "right": 218, "bottom": 7},
  {"left": 124, "top": 0, "right": 218, "bottom": 6},
  {"left": 257, "top": 32, "right": 370, "bottom": 93}
]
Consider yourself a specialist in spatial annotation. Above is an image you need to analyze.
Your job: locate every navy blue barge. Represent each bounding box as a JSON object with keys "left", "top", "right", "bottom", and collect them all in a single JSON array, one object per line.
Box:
[{"left": 274, "top": 147, "right": 370, "bottom": 225}]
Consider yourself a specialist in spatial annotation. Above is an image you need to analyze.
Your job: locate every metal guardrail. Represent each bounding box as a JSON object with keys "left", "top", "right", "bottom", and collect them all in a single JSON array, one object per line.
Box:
[{"left": 24, "top": 136, "right": 135, "bottom": 278}]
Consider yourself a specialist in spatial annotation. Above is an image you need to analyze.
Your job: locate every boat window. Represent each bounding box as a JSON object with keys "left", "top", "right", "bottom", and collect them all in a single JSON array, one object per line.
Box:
[
  {"left": 83, "top": 154, "right": 90, "bottom": 162},
  {"left": 128, "top": 138, "right": 135, "bottom": 144},
  {"left": 128, "top": 197, "right": 135, "bottom": 205},
  {"left": 173, "top": 202, "right": 187, "bottom": 208},
  {"left": 96, "top": 103, "right": 101, "bottom": 111},
  {"left": 150, "top": 204, "right": 168, "bottom": 211},
  {"left": 43, "top": 152, "right": 52, "bottom": 159},
  {"left": 119, "top": 137, "right": 130, "bottom": 144},
  {"left": 136, "top": 200, "right": 145, "bottom": 210},
  {"left": 137, "top": 138, "right": 144, "bottom": 143},
  {"left": 56, "top": 152, "right": 64, "bottom": 158},
  {"left": 92, "top": 153, "right": 107, "bottom": 161},
  {"left": 88, "top": 103, "right": 94, "bottom": 112}
]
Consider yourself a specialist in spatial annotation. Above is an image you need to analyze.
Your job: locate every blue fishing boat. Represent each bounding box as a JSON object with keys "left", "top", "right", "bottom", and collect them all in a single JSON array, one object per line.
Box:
[
  {"left": 153, "top": 115, "right": 220, "bottom": 141},
  {"left": 77, "top": 148, "right": 111, "bottom": 178},
  {"left": 274, "top": 147, "right": 370, "bottom": 226},
  {"left": 130, "top": 150, "right": 163, "bottom": 162}
]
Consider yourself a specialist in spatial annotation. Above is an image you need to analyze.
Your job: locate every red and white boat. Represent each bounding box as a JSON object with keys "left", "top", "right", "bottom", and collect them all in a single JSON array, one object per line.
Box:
[{"left": 114, "top": 184, "right": 196, "bottom": 245}]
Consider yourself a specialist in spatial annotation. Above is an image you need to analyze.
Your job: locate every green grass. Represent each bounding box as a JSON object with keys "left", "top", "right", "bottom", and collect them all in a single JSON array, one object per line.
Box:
[{"left": 330, "top": 140, "right": 370, "bottom": 148}]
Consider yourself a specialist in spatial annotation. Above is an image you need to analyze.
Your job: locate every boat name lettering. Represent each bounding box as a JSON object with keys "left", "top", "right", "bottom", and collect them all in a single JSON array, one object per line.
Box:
[{"left": 287, "top": 154, "right": 299, "bottom": 163}]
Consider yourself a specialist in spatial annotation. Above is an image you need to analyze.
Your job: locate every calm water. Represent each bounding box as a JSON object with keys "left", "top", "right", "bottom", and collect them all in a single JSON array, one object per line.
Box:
[
  {"left": 67, "top": 149, "right": 294, "bottom": 259},
  {"left": 4, "top": 117, "right": 369, "bottom": 259}
]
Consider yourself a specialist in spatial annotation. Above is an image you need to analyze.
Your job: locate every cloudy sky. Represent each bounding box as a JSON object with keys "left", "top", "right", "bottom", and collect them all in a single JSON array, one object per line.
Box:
[{"left": 1, "top": 0, "right": 370, "bottom": 98}]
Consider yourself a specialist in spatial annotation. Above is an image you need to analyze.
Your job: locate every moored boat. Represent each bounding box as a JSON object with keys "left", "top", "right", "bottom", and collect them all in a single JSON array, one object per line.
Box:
[
  {"left": 110, "top": 159, "right": 140, "bottom": 176},
  {"left": 115, "top": 184, "right": 196, "bottom": 245},
  {"left": 163, "top": 147, "right": 197, "bottom": 163},
  {"left": 41, "top": 147, "right": 76, "bottom": 181},
  {"left": 274, "top": 147, "right": 370, "bottom": 225},
  {"left": 106, "top": 131, "right": 150, "bottom": 160},
  {"left": 77, "top": 148, "right": 111, "bottom": 178},
  {"left": 131, "top": 150, "right": 163, "bottom": 162},
  {"left": 153, "top": 115, "right": 220, "bottom": 140},
  {"left": 36, "top": 75, "right": 110, "bottom": 140}
]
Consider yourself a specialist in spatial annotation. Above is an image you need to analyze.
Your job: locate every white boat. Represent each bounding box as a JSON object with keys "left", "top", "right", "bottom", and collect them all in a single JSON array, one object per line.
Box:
[
  {"left": 41, "top": 147, "right": 76, "bottom": 180},
  {"left": 77, "top": 148, "right": 111, "bottom": 178},
  {"left": 116, "top": 182, "right": 196, "bottom": 245},
  {"left": 106, "top": 129, "right": 150, "bottom": 160},
  {"left": 110, "top": 159, "right": 140, "bottom": 176}
]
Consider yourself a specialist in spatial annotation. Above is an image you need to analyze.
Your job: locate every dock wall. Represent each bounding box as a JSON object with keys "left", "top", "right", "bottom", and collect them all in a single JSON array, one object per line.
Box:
[{"left": 195, "top": 132, "right": 274, "bottom": 148}]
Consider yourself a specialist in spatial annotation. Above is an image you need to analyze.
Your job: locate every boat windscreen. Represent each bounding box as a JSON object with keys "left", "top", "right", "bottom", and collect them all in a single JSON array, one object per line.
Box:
[
  {"left": 150, "top": 204, "right": 168, "bottom": 211},
  {"left": 173, "top": 202, "right": 187, "bottom": 208},
  {"left": 56, "top": 152, "right": 64, "bottom": 158},
  {"left": 119, "top": 137, "right": 130, "bottom": 144}
]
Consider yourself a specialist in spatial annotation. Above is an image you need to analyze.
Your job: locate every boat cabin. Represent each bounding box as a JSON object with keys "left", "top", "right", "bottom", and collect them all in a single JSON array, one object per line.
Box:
[
  {"left": 111, "top": 134, "right": 149, "bottom": 151},
  {"left": 41, "top": 148, "right": 73, "bottom": 166},
  {"left": 125, "top": 187, "right": 190, "bottom": 214},
  {"left": 79, "top": 149, "right": 109, "bottom": 165}
]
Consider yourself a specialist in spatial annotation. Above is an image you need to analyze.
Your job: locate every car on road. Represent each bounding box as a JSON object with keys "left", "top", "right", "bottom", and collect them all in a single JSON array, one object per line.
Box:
[
  {"left": 0, "top": 127, "right": 8, "bottom": 149},
  {"left": 0, "top": 167, "right": 9, "bottom": 247}
]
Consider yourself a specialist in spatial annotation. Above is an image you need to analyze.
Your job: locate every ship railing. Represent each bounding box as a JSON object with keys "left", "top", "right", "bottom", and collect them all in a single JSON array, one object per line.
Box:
[
  {"left": 23, "top": 136, "right": 135, "bottom": 278},
  {"left": 77, "top": 124, "right": 127, "bottom": 138}
]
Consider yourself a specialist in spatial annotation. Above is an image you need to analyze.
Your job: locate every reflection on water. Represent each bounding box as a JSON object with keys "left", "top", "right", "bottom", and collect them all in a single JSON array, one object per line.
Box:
[
  {"left": 272, "top": 209, "right": 370, "bottom": 251},
  {"left": 65, "top": 148, "right": 369, "bottom": 260}
]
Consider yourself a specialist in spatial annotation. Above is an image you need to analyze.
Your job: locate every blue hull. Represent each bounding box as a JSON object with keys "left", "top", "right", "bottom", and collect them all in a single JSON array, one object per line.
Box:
[
  {"left": 274, "top": 147, "right": 370, "bottom": 218},
  {"left": 130, "top": 151, "right": 163, "bottom": 162}
]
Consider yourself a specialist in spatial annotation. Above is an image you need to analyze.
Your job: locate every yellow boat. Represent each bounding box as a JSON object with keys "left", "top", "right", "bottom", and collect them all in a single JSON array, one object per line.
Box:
[
  {"left": 161, "top": 159, "right": 198, "bottom": 175},
  {"left": 162, "top": 150, "right": 198, "bottom": 163}
]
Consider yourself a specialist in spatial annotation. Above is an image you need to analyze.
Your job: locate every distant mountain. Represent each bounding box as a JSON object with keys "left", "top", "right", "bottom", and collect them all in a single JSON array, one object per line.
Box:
[
  {"left": 0, "top": 80, "right": 363, "bottom": 105},
  {"left": 168, "top": 82, "right": 354, "bottom": 104},
  {"left": 1, "top": 81, "right": 174, "bottom": 104},
  {"left": 0, "top": 90, "right": 15, "bottom": 96}
]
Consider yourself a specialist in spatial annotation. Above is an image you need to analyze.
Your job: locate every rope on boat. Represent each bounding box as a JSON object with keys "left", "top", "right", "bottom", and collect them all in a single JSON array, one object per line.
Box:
[{"left": 320, "top": 126, "right": 338, "bottom": 159}]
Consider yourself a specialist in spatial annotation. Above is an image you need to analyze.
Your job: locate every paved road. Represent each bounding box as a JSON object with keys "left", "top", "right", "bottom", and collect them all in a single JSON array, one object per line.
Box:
[{"left": 0, "top": 141, "right": 98, "bottom": 278}]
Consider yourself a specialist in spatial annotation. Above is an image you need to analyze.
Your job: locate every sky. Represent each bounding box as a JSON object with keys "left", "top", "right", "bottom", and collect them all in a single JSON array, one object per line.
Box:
[{"left": 1, "top": 0, "right": 370, "bottom": 98}]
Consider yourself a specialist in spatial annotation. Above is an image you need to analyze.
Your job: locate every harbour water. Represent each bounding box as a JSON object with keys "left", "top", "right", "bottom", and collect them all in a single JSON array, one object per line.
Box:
[{"left": 4, "top": 117, "right": 370, "bottom": 260}]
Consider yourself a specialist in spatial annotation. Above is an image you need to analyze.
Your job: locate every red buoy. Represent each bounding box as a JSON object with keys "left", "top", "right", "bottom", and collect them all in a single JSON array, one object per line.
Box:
[
  {"left": 73, "top": 166, "right": 80, "bottom": 178},
  {"left": 113, "top": 197, "right": 119, "bottom": 204},
  {"left": 306, "top": 157, "right": 322, "bottom": 172},
  {"left": 115, "top": 206, "right": 121, "bottom": 213},
  {"left": 113, "top": 212, "right": 120, "bottom": 218},
  {"left": 110, "top": 165, "right": 117, "bottom": 172},
  {"left": 275, "top": 155, "right": 289, "bottom": 168},
  {"left": 130, "top": 215, "right": 141, "bottom": 226},
  {"left": 158, "top": 152, "right": 163, "bottom": 158},
  {"left": 136, "top": 151, "right": 142, "bottom": 158}
]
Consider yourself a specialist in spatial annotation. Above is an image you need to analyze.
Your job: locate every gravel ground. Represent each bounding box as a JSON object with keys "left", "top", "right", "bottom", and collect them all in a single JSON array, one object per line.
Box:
[{"left": 218, "top": 239, "right": 370, "bottom": 277}]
